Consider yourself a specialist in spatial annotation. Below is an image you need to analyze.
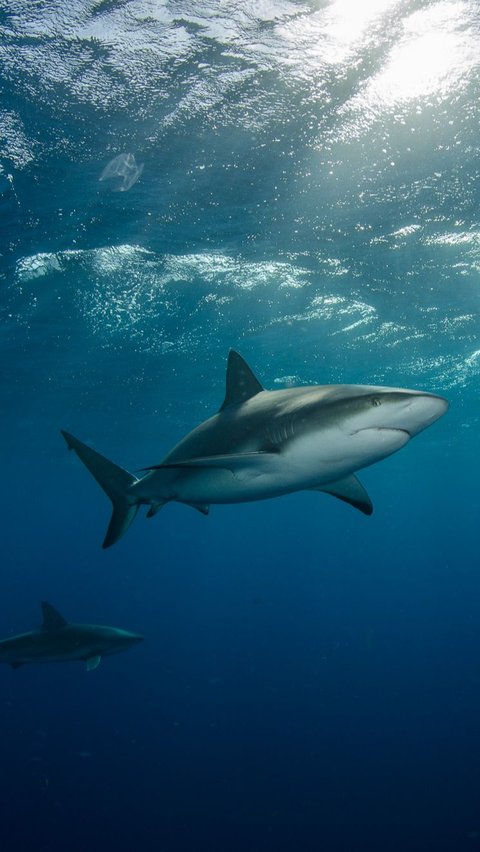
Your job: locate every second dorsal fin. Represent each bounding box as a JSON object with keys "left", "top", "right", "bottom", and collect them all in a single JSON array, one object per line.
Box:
[
  {"left": 41, "top": 601, "right": 68, "bottom": 631},
  {"left": 219, "top": 351, "right": 264, "bottom": 412}
]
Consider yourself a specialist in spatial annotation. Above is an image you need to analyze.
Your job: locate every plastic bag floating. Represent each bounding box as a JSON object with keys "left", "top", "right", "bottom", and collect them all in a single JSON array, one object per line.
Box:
[{"left": 99, "top": 153, "right": 144, "bottom": 192}]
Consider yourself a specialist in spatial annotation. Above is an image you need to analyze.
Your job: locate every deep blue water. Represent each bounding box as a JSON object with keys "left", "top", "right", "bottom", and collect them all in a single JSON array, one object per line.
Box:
[{"left": 2, "top": 1, "right": 480, "bottom": 850}]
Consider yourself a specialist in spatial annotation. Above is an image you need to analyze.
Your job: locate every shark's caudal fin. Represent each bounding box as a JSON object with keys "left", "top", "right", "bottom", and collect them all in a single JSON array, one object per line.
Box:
[{"left": 61, "top": 431, "right": 140, "bottom": 548}]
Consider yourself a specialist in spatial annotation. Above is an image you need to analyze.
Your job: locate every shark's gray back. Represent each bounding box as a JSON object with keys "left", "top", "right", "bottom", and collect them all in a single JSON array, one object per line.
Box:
[{"left": 160, "top": 384, "right": 377, "bottom": 462}]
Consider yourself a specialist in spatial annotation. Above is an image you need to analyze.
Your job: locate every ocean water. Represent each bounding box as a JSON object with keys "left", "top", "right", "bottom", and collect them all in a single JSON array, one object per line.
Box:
[{"left": 1, "top": 1, "right": 480, "bottom": 850}]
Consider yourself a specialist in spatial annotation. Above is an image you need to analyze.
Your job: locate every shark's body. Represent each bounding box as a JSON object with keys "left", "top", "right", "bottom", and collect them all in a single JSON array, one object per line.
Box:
[
  {"left": 62, "top": 351, "right": 448, "bottom": 548},
  {"left": 0, "top": 602, "right": 143, "bottom": 670}
]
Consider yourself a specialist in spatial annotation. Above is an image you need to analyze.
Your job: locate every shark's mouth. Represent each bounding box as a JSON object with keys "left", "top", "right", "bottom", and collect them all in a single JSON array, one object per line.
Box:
[
  {"left": 378, "top": 427, "right": 411, "bottom": 438},
  {"left": 354, "top": 427, "right": 411, "bottom": 439}
]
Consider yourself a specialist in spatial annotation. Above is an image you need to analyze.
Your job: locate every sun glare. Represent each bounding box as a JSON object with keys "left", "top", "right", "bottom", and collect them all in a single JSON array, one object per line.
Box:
[
  {"left": 324, "top": 0, "right": 399, "bottom": 49},
  {"left": 359, "top": 2, "right": 479, "bottom": 108},
  {"left": 278, "top": 0, "right": 478, "bottom": 110}
]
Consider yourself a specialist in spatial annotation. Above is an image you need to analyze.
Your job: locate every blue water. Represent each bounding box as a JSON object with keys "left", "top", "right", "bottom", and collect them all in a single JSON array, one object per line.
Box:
[{"left": 2, "top": 1, "right": 480, "bottom": 849}]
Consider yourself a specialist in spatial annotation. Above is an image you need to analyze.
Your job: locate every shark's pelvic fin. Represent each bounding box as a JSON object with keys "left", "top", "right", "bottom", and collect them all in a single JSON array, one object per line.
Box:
[
  {"left": 86, "top": 655, "right": 101, "bottom": 672},
  {"left": 146, "top": 501, "right": 167, "bottom": 518},
  {"left": 219, "top": 351, "right": 264, "bottom": 412},
  {"left": 61, "top": 431, "right": 140, "bottom": 549},
  {"left": 41, "top": 601, "right": 68, "bottom": 631},
  {"left": 314, "top": 475, "right": 373, "bottom": 516}
]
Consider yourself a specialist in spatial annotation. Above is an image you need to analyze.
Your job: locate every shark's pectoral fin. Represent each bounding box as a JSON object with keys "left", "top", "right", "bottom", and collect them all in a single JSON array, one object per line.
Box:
[
  {"left": 312, "top": 475, "right": 373, "bottom": 516},
  {"left": 142, "top": 452, "right": 277, "bottom": 476},
  {"left": 10, "top": 662, "right": 23, "bottom": 669},
  {"left": 86, "top": 655, "right": 102, "bottom": 672},
  {"left": 186, "top": 502, "right": 210, "bottom": 516}
]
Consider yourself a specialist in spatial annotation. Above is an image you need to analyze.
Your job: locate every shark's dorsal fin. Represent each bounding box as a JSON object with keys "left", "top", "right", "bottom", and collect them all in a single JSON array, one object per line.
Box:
[
  {"left": 219, "top": 351, "right": 264, "bottom": 412},
  {"left": 41, "top": 602, "right": 68, "bottom": 631}
]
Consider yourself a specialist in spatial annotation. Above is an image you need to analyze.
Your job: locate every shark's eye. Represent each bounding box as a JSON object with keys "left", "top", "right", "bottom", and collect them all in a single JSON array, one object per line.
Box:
[{"left": 371, "top": 397, "right": 382, "bottom": 407}]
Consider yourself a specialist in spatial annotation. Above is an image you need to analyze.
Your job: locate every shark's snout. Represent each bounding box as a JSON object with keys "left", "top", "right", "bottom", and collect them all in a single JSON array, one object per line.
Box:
[
  {"left": 118, "top": 632, "right": 144, "bottom": 649},
  {"left": 399, "top": 393, "right": 449, "bottom": 437}
]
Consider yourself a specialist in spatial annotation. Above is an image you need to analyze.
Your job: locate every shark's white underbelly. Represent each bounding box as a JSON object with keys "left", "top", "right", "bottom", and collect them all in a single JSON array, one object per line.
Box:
[
  {"left": 142, "top": 427, "right": 410, "bottom": 505},
  {"left": 175, "top": 466, "right": 300, "bottom": 504}
]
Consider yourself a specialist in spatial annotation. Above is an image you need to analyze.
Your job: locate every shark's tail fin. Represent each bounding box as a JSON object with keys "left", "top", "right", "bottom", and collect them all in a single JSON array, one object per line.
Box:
[{"left": 61, "top": 430, "right": 140, "bottom": 549}]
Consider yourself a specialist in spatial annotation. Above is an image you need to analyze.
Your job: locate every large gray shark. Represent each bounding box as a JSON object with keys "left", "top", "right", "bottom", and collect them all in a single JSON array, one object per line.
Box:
[
  {"left": 62, "top": 351, "right": 448, "bottom": 548},
  {"left": 0, "top": 602, "right": 143, "bottom": 670}
]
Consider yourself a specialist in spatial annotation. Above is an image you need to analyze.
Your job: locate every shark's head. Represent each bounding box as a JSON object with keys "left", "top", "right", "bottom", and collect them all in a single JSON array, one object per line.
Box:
[
  {"left": 296, "top": 384, "right": 449, "bottom": 476},
  {"left": 84, "top": 625, "right": 145, "bottom": 657},
  {"left": 107, "top": 629, "right": 144, "bottom": 653},
  {"left": 339, "top": 386, "right": 449, "bottom": 439},
  {"left": 322, "top": 385, "right": 448, "bottom": 467}
]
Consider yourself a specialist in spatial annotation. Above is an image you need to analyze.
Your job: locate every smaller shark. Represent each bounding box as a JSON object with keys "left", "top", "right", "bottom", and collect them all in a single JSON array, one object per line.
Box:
[{"left": 0, "top": 602, "right": 144, "bottom": 671}]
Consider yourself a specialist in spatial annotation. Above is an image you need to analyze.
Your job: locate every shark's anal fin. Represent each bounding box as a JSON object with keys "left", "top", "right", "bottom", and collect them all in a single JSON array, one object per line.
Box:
[
  {"left": 86, "top": 655, "right": 101, "bottom": 672},
  {"left": 41, "top": 602, "right": 68, "bottom": 630},
  {"left": 219, "top": 351, "right": 264, "bottom": 412},
  {"left": 312, "top": 475, "right": 373, "bottom": 516}
]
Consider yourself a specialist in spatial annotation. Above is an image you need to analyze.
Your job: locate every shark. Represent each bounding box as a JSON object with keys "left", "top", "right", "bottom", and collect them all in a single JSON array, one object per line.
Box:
[
  {"left": 0, "top": 602, "right": 143, "bottom": 670},
  {"left": 62, "top": 350, "right": 448, "bottom": 549}
]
